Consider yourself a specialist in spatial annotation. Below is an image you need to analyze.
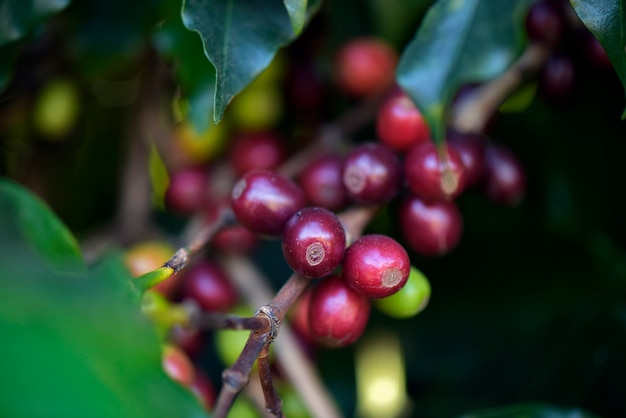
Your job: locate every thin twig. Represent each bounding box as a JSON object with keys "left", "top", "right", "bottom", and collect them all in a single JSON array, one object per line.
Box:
[{"left": 258, "top": 343, "right": 284, "bottom": 417}]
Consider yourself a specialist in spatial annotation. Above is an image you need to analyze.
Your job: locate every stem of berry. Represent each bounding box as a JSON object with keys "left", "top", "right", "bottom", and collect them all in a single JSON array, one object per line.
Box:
[
  {"left": 258, "top": 342, "right": 284, "bottom": 417},
  {"left": 451, "top": 43, "right": 551, "bottom": 133}
]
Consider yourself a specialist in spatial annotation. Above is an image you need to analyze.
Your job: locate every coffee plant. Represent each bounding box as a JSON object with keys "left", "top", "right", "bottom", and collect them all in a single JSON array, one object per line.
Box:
[{"left": 1, "top": 0, "right": 626, "bottom": 417}]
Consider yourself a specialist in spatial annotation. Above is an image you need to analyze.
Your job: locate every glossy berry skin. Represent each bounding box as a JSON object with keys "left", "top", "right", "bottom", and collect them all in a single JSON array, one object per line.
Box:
[
  {"left": 404, "top": 141, "right": 466, "bottom": 202},
  {"left": 298, "top": 154, "right": 349, "bottom": 211},
  {"left": 231, "top": 169, "right": 306, "bottom": 236},
  {"left": 290, "top": 288, "right": 315, "bottom": 345},
  {"left": 190, "top": 370, "right": 217, "bottom": 411},
  {"left": 165, "top": 166, "right": 208, "bottom": 215},
  {"left": 342, "top": 234, "right": 410, "bottom": 299},
  {"left": 447, "top": 130, "right": 487, "bottom": 187},
  {"left": 229, "top": 131, "right": 286, "bottom": 176},
  {"left": 374, "top": 266, "right": 431, "bottom": 319},
  {"left": 212, "top": 225, "right": 258, "bottom": 253},
  {"left": 483, "top": 145, "right": 526, "bottom": 206},
  {"left": 342, "top": 143, "right": 401, "bottom": 204},
  {"left": 376, "top": 92, "right": 430, "bottom": 152},
  {"left": 162, "top": 344, "right": 195, "bottom": 387},
  {"left": 308, "top": 275, "right": 370, "bottom": 347},
  {"left": 282, "top": 207, "right": 346, "bottom": 278},
  {"left": 399, "top": 194, "right": 463, "bottom": 256},
  {"left": 525, "top": 0, "right": 565, "bottom": 44},
  {"left": 333, "top": 38, "right": 398, "bottom": 98},
  {"left": 180, "top": 260, "right": 238, "bottom": 312}
]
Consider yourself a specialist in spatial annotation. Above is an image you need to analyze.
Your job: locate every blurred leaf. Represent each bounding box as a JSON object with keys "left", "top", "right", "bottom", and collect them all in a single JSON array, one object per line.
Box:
[
  {"left": 459, "top": 402, "right": 599, "bottom": 418},
  {"left": 0, "top": 251, "right": 208, "bottom": 418},
  {"left": 367, "top": 0, "right": 433, "bottom": 46},
  {"left": 0, "top": 178, "right": 84, "bottom": 272},
  {"left": 148, "top": 143, "right": 169, "bottom": 210},
  {"left": 0, "top": 0, "right": 71, "bottom": 46},
  {"left": 284, "top": 0, "right": 307, "bottom": 35},
  {"left": 182, "top": 0, "right": 297, "bottom": 123},
  {"left": 397, "top": 0, "right": 532, "bottom": 145},
  {"left": 153, "top": 0, "right": 217, "bottom": 132},
  {"left": 570, "top": 0, "right": 626, "bottom": 117}
]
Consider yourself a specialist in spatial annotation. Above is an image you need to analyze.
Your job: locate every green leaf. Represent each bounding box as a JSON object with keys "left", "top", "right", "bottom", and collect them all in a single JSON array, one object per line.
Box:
[
  {"left": 458, "top": 402, "right": 600, "bottom": 418},
  {"left": 182, "top": 0, "right": 296, "bottom": 123},
  {"left": 0, "top": 251, "right": 208, "bottom": 418},
  {"left": 153, "top": 0, "right": 217, "bottom": 132},
  {"left": 569, "top": 0, "right": 626, "bottom": 117},
  {"left": 397, "top": 0, "right": 533, "bottom": 145},
  {"left": 0, "top": 0, "right": 71, "bottom": 46},
  {"left": 0, "top": 178, "right": 84, "bottom": 272},
  {"left": 284, "top": 0, "right": 308, "bottom": 35}
]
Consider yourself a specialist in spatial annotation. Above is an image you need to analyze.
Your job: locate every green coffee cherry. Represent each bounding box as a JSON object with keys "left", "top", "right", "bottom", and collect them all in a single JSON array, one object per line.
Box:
[{"left": 374, "top": 266, "right": 431, "bottom": 319}]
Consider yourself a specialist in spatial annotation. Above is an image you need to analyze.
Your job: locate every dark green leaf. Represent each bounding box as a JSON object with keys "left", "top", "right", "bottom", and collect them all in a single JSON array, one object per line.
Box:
[
  {"left": 458, "top": 402, "right": 600, "bottom": 418},
  {"left": 182, "top": 0, "right": 296, "bottom": 123},
  {"left": 153, "top": 0, "right": 217, "bottom": 132},
  {"left": 284, "top": 0, "right": 308, "bottom": 35},
  {"left": 0, "top": 0, "right": 71, "bottom": 46},
  {"left": 0, "top": 178, "right": 84, "bottom": 272},
  {"left": 570, "top": 0, "right": 626, "bottom": 117},
  {"left": 397, "top": 0, "right": 533, "bottom": 145},
  {"left": 0, "top": 251, "right": 208, "bottom": 418}
]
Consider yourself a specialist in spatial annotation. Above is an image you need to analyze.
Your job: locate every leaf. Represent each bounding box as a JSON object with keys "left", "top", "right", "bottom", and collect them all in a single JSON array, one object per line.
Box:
[
  {"left": 397, "top": 0, "right": 533, "bottom": 145},
  {"left": 458, "top": 402, "right": 600, "bottom": 418},
  {"left": 153, "top": 0, "right": 217, "bottom": 132},
  {"left": 182, "top": 0, "right": 296, "bottom": 123},
  {"left": 570, "top": 0, "right": 626, "bottom": 117},
  {"left": 0, "top": 178, "right": 84, "bottom": 272},
  {"left": 284, "top": 0, "right": 308, "bottom": 35},
  {"left": 0, "top": 251, "right": 208, "bottom": 418},
  {"left": 0, "top": 0, "right": 71, "bottom": 46}
]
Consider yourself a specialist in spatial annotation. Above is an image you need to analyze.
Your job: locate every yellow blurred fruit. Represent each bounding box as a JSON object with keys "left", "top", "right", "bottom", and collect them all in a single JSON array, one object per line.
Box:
[
  {"left": 229, "top": 84, "right": 283, "bottom": 131},
  {"left": 33, "top": 78, "right": 80, "bottom": 140},
  {"left": 124, "top": 241, "right": 180, "bottom": 296},
  {"left": 174, "top": 119, "right": 229, "bottom": 163}
]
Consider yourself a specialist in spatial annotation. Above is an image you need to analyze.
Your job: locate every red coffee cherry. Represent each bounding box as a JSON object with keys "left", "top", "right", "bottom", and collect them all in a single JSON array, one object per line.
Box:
[
  {"left": 180, "top": 260, "right": 238, "bottom": 312},
  {"left": 342, "top": 234, "right": 410, "bottom": 299},
  {"left": 309, "top": 275, "right": 371, "bottom": 347},
  {"left": 282, "top": 207, "right": 346, "bottom": 278},
  {"left": 229, "top": 130, "right": 287, "bottom": 176},
  {"left": 376, "top": 92, "right": 430, "bottom": 152},
  {"left": 483, "top": 145, "right": 526, "bottom": 206},
  {"left": 298, "top": 154, "right": 349, "bottom": 211}
]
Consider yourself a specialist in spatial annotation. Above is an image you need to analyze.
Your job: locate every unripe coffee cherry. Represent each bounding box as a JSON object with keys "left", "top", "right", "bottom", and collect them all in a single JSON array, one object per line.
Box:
[
  {"left": 282, "top": 207, "right": 346, "bottom": 278},
  {"left": 309, "top": 275, "right": 370, "bottom": 347},
  {"left": 342, "top": 234, "right": 410, "bottom": 299},
  {"left": 374, "top": 266, "right": 431, "bottom": 318},
  {"left": 231, "top": 169, "right": 306, "bottom": 236}
]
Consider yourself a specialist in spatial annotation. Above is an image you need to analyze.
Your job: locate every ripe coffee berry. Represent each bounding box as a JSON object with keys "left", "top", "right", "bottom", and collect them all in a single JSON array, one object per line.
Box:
[
  {"left": 282, "top": 207, "right": 346, "bottom": 278},
  {"left": 376, "top": 92, "right": 430, "bottom": 152},
  {"left": 399, "top": 194, "right": 463, "bottom": 256},
  {"left": 342, "top": 234, "right": 410, "bottom": 299},
  {"left": 298, "top": 154, "right": 349, "bottom": 211},
  {"left": 538, "top": 55, "right": 575, "bottom": 103},
  {"left": 447, "top": 130, "right": 486, "bottom": 187},
  {"left": 342, "top": 142, "right": 401, "bottom": 204},
  {"left": 404, "top": 141, "right": 466, "bottom": 201},
  {"left": 165, "top": 166, "right": 208, "bottom": 215},
  {"left": 229, "top": 130, "right": 286, "bottom": 176},
  {"left": 162, "top": 344, "right": 195, "bottom": 387},
  {"left": 483, "top": 145, "right": 526, "bottom": 206},
  {"left": 231, "top": 169, "right": 306, "bottom": 236},
  {"left": 525, "top": 0, "right": 565, "bottom": 44},
  {"left": 180, "top": 260, "right": 238, "bottom": 312},
  {"left": 308, "top": 275, "right": 370, "bottom": 347},
  {"left": 333, "top": 37, "right": 398, "bottom": 98}
]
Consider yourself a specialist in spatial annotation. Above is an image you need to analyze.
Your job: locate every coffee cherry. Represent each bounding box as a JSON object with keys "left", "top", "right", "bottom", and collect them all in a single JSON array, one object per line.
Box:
[
  {"left": 404, "top": 141, "right": 466, "bottom": 201},
  {"left": 33, "top": 78, "right": 80, "bottom": 140},
  {"left": 376, "top": 92, "right": 430, "bottom": 152},
  {"left": 342, "top": 234, "right": 410, "bottom": 299},
  {"left": 399, "top": 194, "right": 463, "bottom": 256},
  {"left": 282, "top": 207, "right": 346, "bottom": 278},
  {"left": 342, "top": 143, "right": 401, "bottom": 204},
  {"left": 230, "top": 84, "right": 284, "bottom": 131},
  {"left": 483, "top": 145, "right": 526, "bottom": 206},
  {"left": 309, "top": 275, "right": 370, "bottom": 347},
  {"left": 525, "top": 0, "right": 565, "bottom": 44},
  {"left": 229, "top": 130, "right": 287, "bottom": 176},
  {"left": 333, "top": 37, "right": 398, "bottom": 98},
  {"left": 212, "top": 225, "right": 258, "bottom": 253},
  {"left": 231, "top": 169, "right": 306, "bottom": 236},
  {"left": 298, "top": 154, "right": 349, "bottom": 211},
  {"left": 447, "top": 130, "right": 486, "bottom": 187},
  {"left": 189, "top": 370, "right": 217, "bottom": 411},
  {"left": 582, "top": 32, "right": 612, "bottom": 70},
  {"left": 164, "top": 166, "right": 208, "bottom": 215},
  {"left": 374, "top": 266, "right": 431, "bottom": 319},
  {"left": 174, "top": 119, "right": 229, "bottom": 164},
  {"left": 180, "top": 260, "right": 238, "bottom": 312},
  {"left": 289, "top": 287, "right": 315, "bottom": 345},
  {"left": 162, "top": 344, "right": 195, "bottom": 387},
  {"left": 168, "top": 325, "right": 205, "bottom": 358},
  {"left": 124, "top": 241, "right": 180, "bottom": 297},
  {"left": 538, "top": 55, "right": 575, "bottom": 103}
]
